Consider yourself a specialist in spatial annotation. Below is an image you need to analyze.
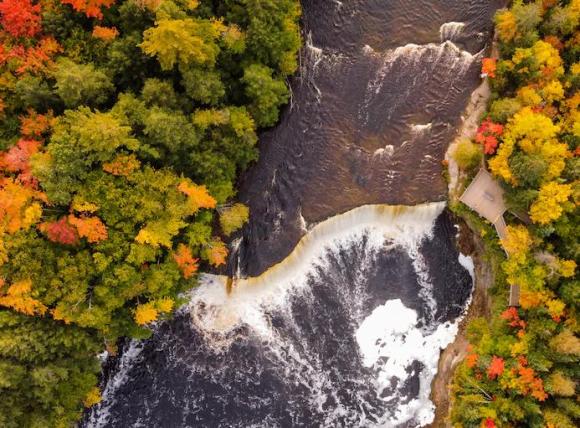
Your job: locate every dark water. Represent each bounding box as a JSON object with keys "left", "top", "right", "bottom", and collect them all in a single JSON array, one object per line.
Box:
[
  {"left": 235, "top": 0, "right": 500, "bottom": 276},
  {"left": 86, "top": 1, "right": 502, "bottom": 426},
  {"left": 86, "top": 211, "right": 472, "bottom": 427}
]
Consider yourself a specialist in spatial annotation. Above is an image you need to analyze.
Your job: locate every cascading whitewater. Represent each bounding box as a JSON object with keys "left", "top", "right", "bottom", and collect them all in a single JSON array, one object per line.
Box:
[
  {"left": 86, "top": 1, "right": 502, "bottom": 426},
  {"left": 87, "top": 203, "right": 474, "bottom": 427},
  {"left": 361, "top": 40, "right": 480, "bottom": 124},
  {"left": 189, "top": 203, "right": 446, "bottom": 338},
  {"left": 439, "top": 22, "right": 466, "bottom": 42}
]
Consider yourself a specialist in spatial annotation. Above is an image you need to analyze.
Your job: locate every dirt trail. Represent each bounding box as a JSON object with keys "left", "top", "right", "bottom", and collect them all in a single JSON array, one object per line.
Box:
[{"left": 445, "top": 79, "right": 490, "bottom": 198}]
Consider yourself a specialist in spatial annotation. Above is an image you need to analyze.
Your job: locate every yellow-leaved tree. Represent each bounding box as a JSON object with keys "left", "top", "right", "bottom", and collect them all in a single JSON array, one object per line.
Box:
[
  {"left": 529, "top": 181, "right": 573, "bottom": 224},
  {"left": 489, "top": 108, "right": 571, "bottom": 185},
  {"left": 219, "top": 203, "right": 250, "bottom": 236},
  {"left": 140, "top": 18, "right": 223, "bottom": 70},
  {"left": 501, "top": 225, "right": 533, "bottom": 261},
  {"left": 0, "top": 279, "right": 47, "bottom": 316}
]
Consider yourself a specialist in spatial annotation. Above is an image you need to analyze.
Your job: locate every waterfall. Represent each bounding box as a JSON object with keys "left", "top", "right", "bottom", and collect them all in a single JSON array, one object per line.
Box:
[
  {"left": 86, "top": 1, "right": 501, "bottom": 426},
  {"left": 86, "top": 206, "right": 474, "bottom": 427},
  {"left": 188, "top": 202, "right": 445, "bottom": 338},
  {"left": 160, "top": 202, "right": 466, "bottom": 427}
]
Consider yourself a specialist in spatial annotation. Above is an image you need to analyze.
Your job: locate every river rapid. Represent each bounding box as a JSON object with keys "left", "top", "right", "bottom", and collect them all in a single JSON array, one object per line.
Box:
[{"left": 86, "top": 1, "right": 502, "bottom": 427}]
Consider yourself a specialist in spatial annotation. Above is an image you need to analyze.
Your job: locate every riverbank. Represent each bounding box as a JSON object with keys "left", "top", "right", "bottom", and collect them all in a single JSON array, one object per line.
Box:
[
  {"left": 428, "top": 72, "right": 494, "bottom": 426},
  {"left": 428, "top": 217, "right": 493, "bottom": 427},
  {"left": 444, "top": 79, "right": 490, "bottom": 198}
]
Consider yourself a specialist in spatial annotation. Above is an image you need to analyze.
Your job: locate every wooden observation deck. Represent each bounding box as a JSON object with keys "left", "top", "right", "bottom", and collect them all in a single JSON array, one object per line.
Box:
[{"left": 459, "top": 168, "right": 520, "bottom": 307}]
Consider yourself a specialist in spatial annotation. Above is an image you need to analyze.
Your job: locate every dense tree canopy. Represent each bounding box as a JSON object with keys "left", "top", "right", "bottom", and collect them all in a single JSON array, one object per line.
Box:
[
  {"left": 0, "top": 0, "right": 301, "bottom": 425},
  {"left": 451, "top": 1, "right": 579, "bottom": 427}
]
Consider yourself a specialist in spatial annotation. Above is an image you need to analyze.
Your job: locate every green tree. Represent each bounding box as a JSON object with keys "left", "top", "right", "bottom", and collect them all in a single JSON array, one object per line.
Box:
[
  {"left": 0, "top": 311, "right": 101, "bottom": 428},
  {"left": 141, "top": 78, "right": 181, "bottom": 110},
  {"left": 32, "top": 107, "right": 140, "bottom": 205},
  {"left": 242, "top": 0, "right": 301, "bottom": 75},
  {"left": 453, "top": 138, "right": 482, "bottom": 171},
  {"left": 488, "top": 98, "right": 522, "bottom": 123},
  {"left": 509, "top": 151, "right": 548, "bottom": 188},
  {"left": 242, "top": 64, "right": 289, "bottom": 127},
  {"left": 53, "top": 59, "right": 114, "bottom": 108},
  {"left": 181, "top": 67, "right": 225, "bottom": 105}
]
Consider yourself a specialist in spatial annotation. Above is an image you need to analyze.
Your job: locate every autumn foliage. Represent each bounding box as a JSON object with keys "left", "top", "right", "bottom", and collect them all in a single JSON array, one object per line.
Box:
[
  {"left": 475, "top": 119, "right": 503, "bottom": 155},
  {"left": 451, "top": 2, "right": 579, "bottom": 427},
  {"left": 481, "top": 58, "right": 497, "bottom": 78},
  {"left": 68, "top": 214, "right": 108, "bottom": 243},
  {"left": 483, "top": 418, "right": 496, "bottom": 428},
  {"left": 92, "top": 25, "right": 119, "bottom": 41},
  {"left": 0, "top": 139, "right": 41, "bottom": 185},
  {"left": 204, "top": 238, "right": 228, "bottom": 267},
  {"left": 0, "top": 0, "right": 299, "bottom": 424},
  {"left": 0, "top": 0, "right": 42, "bottom": 38},
  {"left": 486, "top": 356, "right": 504, "bottom": 379},
  {"left": 39, "top": 217, "right": 79, "bottom": 245},
  {"left": 134, "top": 302, "right": 158, "bottom": 325},
  {"left": 0, "top": 178, "right": 44, "bottom": 236},
  {"left": 173, "top": 244, "right": 199, "bottom": 279},
  {"left": 178, "top": 181, "right": 217, "bottom": 212},
  {"left": 20, "top": 110, "right": 56, "bottom": 138},
  {"left": 102, "top": 153, "right": 140, "bottom": 176},
  {"left": 0, "top": 278, "right": 47, "bottom": 316},
  {"left": 0, "top": 37, "right": 62, "bottom": 75},
  {"left": 61, "top": 0, "right": 115, "bottom": 19}
]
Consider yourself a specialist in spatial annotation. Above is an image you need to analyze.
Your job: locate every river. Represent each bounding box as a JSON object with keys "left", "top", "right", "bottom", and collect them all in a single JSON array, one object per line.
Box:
[{"left": 86, "top": 1, "right": 501, "bottom": 426}]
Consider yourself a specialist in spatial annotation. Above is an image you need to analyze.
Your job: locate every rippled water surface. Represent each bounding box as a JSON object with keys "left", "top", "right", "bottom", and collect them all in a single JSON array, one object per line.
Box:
[
  {"left": 236, "top": 0, "right": 501, "bottom": 275},
  {"left": 86, "top": 1, "right": 502, "bottom": 426}
]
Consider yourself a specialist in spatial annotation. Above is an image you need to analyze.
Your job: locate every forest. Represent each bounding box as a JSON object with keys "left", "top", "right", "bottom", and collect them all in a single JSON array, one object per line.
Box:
[
  {"left": 450, "top": 1, "right": 579, "bottom": 427},
  {"left": 0, "top": 0, "right": 301, "bottom": 425},
  {"left": 1, "top": 0, "right": 578, "bottom": 426}
]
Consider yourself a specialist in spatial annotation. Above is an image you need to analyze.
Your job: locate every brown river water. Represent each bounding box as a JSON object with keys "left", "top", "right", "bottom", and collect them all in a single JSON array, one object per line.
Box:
[
  {"left": 234, "top": 0, "right": 502, "bottom": 276},
  {"left": 85, "top": 1, "right": 503, "bottom": 427}
]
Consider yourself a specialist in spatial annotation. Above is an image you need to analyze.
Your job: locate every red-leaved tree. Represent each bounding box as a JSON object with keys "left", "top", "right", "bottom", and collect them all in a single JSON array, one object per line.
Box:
[
  {"left": 475, "top": 119, "right": 504, "bottom": 155},
  {"left": 0, "top": 0, "right": 42, "bottom": 38}
]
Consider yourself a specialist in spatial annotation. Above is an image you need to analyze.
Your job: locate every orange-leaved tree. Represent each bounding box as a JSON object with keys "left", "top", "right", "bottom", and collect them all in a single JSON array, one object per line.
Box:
[{"left": 61, "top": 0, "right": 115, "bottom": 19}]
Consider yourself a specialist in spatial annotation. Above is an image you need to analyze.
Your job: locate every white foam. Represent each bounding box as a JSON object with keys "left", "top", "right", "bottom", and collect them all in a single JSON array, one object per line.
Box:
[
  {"left": 187, "top": 202, "right": 445, "bottom": 338},
  {"left": 410, "top": 123, "right": 433, "bottom": 133},
  {"left": 86, "top": 340, "right": 146, "bottom": 428},
  {"left": 298, "top": 207, "right": 309, "bottom": 232},
  {"left": 302, "top": 31, "right": 324, "bottom": 101},
  {"left": 362, "top": 44, "right": 375, "bottom": 55},
  {"left": 439, "top": 22, "right": 466, "bottom": 42},
  {"left": 355, "top": 299, "right": 460, "bottom": 427},
  {"left": 374, "top": 144, "right": 395, "bottom": 157},
  {"left": 458, "top": 253, "right": 475, "bottom": 283}
]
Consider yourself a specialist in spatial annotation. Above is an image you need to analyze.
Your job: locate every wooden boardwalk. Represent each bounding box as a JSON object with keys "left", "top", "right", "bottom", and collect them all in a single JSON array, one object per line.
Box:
[{"left": 460, "top": 168, "right": 519, "bottom": 307}]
